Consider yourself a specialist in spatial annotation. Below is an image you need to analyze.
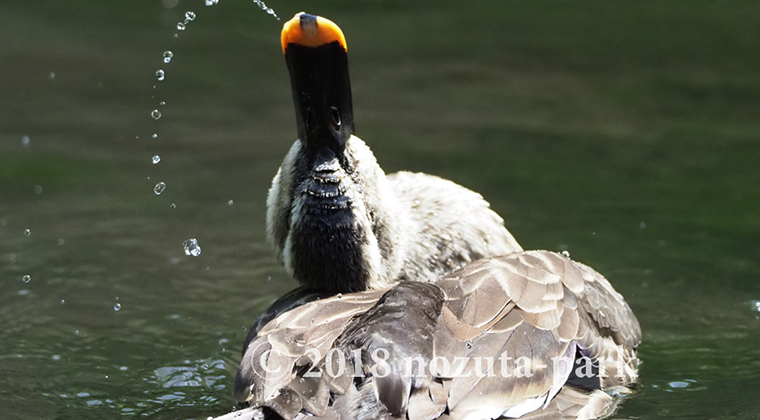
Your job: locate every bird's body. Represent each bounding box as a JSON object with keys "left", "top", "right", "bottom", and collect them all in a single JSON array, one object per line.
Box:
[{"left": 231, "top": 251, "right": 640, "bottom": 420}]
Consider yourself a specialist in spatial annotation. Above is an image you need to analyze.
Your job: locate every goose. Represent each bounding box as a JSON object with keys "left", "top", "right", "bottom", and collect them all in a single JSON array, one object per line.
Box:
[{"left": 216, "top": 13, "right": 641, "bottom": 420}]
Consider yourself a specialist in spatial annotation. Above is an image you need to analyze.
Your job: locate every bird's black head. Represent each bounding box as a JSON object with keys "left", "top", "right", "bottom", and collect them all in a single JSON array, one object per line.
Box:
[{"left": 283, "top": 13, "right": 354, "bottom": 158}]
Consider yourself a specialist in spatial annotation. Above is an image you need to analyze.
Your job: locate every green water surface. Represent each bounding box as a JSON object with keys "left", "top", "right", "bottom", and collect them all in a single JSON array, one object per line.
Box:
[{"left": 1, "top": 1, "right": 759, "bottom": 419}]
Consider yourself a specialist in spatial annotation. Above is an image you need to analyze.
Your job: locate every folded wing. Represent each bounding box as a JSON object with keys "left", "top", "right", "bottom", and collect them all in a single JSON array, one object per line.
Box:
[{"left": 233, "top": 251, "right": 641, "bottom": 420}]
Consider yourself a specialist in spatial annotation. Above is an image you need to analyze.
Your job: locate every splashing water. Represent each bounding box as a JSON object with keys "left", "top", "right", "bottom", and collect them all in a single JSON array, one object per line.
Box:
[
  {"left": 156, "top": 69, "right": 165, "bottom": 81},
  {"left": 183, "top": 239, "right": 202, "bottom": 257},
  {"left": 154, "top": 182, "right": 166, "bottom": 195},
  {"left": 205, "top": 0, "right": 219, "bottom": 5},
  {"left": 177, "top": 11, "right": 195, "bottom": 31},
  {"left": 252, "top": 0, "right": 279, "bottom": 20},
  {"left": 163, "top": 51, "right": 173, "bottom": 63}
]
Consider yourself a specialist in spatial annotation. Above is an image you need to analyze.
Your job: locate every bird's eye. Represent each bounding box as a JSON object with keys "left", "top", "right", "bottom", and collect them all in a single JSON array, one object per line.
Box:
[
  {"left": 330, "top": 106, "right": 341, "bottom": 131},
  {"left": 304, "top": 107, "right": 314, "bottom": 129}
]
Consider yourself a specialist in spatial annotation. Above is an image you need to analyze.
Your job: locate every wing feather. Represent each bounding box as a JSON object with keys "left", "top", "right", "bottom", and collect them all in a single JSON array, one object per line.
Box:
[{"left": 229, "top": 250, "right": 640, "bottom": 420}]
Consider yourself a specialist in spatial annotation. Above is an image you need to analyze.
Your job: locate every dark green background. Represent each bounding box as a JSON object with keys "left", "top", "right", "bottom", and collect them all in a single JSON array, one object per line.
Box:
[{"left": 1, "top": 1, "right": 759, "bottom": 418}]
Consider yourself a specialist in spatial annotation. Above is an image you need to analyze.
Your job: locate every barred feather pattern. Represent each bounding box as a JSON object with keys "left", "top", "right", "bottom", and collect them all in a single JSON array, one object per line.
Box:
[{"left": 229, "top": 251, "right": 640, "bottom": 420}]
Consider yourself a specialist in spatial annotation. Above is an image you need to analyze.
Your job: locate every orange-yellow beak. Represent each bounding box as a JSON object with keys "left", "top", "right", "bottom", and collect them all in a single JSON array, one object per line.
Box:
[{"left": 281, "top": 12, "right": 347, "bottom": 54}]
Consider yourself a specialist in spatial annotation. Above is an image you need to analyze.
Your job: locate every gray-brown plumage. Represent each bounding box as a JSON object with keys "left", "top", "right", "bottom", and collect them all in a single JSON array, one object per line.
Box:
[{"left": 229, "top": 251, "right": 641, "bottom": 420}]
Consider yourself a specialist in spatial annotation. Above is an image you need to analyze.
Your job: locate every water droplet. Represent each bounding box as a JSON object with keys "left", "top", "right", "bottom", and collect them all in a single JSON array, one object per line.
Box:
[
  {"left": 561, "top": 250, "right": 570, "bottom": 258},
  {"left": 177, "top": 22, "right": 186, "bottom": 31},
  {"left": 58, "top": 238, "right": 65, "bottom": 245},
  {"left": 252, "top": 0, "right": 279, "bottom": 20},
  {"left": 639, "top": 221, "right": 647, "bottom": 229},
  {"left": 156, "top": 69, "right": 165, "bottom": 81},
  {"left": 152, "top": 155, "right": 161, "bottom": 164},
  {"left": 227, "top": 199, "right": 234, "bottom": 206},
  {"left": 185, "top": 11, "right": 196, "bottom": 21},
  {"left": 151, "top": 109, "right": 162, "bottom": 120},
  {"left": 154, "top": 182, "right": 166, "bottom": 195},
  {"left": 266, "top": 275, "right": 271, "bottom": 282},
  {"left": 668, "top": 381, "right": 689, "bottom": 389},
  {"left": 34, "top": 185, "right": 43, "bottom": 194},
  {"left": 24, "top": 229, "right": 31, "bottom": 236},
  {"left": 114, "top": 303, "right": 122, "bottom": 311},
  {"left": 22, "top": 135, "right": 30, "bottom": 147},
  {"left": 173, "top": 33, "right": 179, "bottom": 39},
  {"left": 22, "top": 275, "right": 31, "bottom": 283},
  {"left": 49, "top": 71, "right": 56, "bottom": 80},
  {"left": 466, "top": 340, "right": 473, "bottom": 349},
  {"left": 152, "top": 133, "right": 158, "bottom": 139},
  {"left": 163, "top": 51, "right": 173, "bottom": 63},
  {"left": 183, "top": 238, "right": 201, "bottom": 257},
  {"left": 52, "top": 355, "right": 61, "bottom": 360},
  {"left": 205, "top": 0, "right": 219, "bottom": 5},
  {"left": 159, "top": 101, "right": 166, "bottom": 106},
  {"left": 61, "top": 299, "right": 65, "bottom": 304},
  {"left": 751, "top": 300, "right": 760, "bottom": 312},
  {"left": 170, "top": 203, "right": 176, "bottom": 209}
]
